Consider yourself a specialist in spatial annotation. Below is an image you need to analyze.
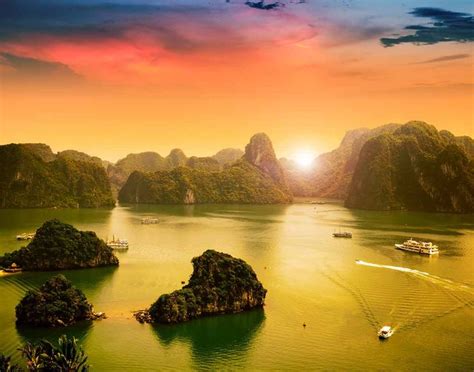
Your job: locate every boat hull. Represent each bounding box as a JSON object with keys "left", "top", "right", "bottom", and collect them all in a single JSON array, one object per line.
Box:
[{"left": 395, "top": 244, "right": 438, "bottom": 255}]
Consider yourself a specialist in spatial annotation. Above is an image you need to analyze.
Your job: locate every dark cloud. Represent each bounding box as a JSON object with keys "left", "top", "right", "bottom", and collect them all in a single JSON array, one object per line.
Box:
[
  {"left": 380, "top": 7, "right": 474, "bottom": 47},
  {"left": 244, "top": 1, "right": 283, "bottom": 10},
  {"left": 414, "top": 53, "right": 471, "bottom": 64},
  {"left": 0, "top": 52, "right": 82, "bottom": 81},
  {"left": 0, "top": 1, "right": 313, "bottom": 55}
]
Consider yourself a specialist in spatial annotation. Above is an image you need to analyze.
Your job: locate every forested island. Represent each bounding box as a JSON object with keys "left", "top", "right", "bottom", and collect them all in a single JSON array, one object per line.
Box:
[
  {"left": 1, "top": 123, "right": 472, "bottom": 212},
  {"left": 345, "top": 122, "right": 474, "bottom": 213},
  {"left": 0, "top": 143, "right": 114, "bottom": 208},
  {"left": 0, "top": 219, "right": 119, "bottom": 271},
  {"left": 16, "top": 275, "right": 102, "bottom": 327},
  {"left": 281, "top": 121, "right": 474, "bottom": 213},
  {"left": 119, "top": 133, "right": 292, "bottom": 204},
  {"left": 135, "top": 250, "right": 267, "bottom": 323}
]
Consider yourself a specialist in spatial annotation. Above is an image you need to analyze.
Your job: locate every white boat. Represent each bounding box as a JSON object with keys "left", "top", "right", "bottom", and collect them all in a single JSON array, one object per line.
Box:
[
  {"left": 378, "top": 326, "right": 394, "bottom": 339},
  {"left": 16, "top": 233, "right": 35, "bottom": 241},
  {"left": 3, "top": 263, "right": 22, "bottom": 273},
  {"left": 141, "top": 217, "right": 159, "bottom": 224},
  {"left": 106, "top": 237, "right": 129, "bottom": 250},
  {"left": 395, "top": 239, "right": 439, "bottom": 255}
]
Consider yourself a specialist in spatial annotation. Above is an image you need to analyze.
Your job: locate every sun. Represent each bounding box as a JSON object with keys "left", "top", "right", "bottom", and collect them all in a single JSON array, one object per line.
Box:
[{"left": 293, "top": 150, "right": 315, "bottom": 170}]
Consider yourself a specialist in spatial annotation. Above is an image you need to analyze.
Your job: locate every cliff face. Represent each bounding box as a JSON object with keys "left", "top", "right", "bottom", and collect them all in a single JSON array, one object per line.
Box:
[
  {"left": 0, "top": 219, "right": 119, "bottom": 270},
  {"left": 148, "top": 250, "right": 267, "bottom": 323},
  {"left": 244, "top": 133, "right": 289, "bottom": 192},
  {"left": 16, "top": 275, "right": 94, "bottom": 327},
  {"left": 167, "top": 149, "right": 187, "bottom": 168},
  {"left": 309, "top": 124, "right": 400, "bottom": 198},
  {"left": 118, "top": 134, "right": 292, "bottom": 204},
  {"left": 345, "top": 122, "right": 474, "bottom": 213},
  {"left": 0, "top": 144, "right": 114, "bottom": 208},
  {"left": 212, "top": 148, "right": 244, "bottom": 165}
]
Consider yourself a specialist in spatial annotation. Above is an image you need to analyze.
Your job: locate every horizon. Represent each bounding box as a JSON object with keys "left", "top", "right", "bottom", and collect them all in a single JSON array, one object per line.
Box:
[
  {"left": 1, "top": 120, "right": 472, "bottom": 163},
  {"left": 1, "top": 1, "right": 473, "bottom": 162}
]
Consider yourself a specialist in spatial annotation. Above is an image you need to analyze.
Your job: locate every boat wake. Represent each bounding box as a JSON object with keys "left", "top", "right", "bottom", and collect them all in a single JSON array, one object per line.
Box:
[
  {"left": 355, "top": 260, "right": 474, "bottom": 295},
  {"left": 323, "top": 261, "right": 474, "bottom": 335}
]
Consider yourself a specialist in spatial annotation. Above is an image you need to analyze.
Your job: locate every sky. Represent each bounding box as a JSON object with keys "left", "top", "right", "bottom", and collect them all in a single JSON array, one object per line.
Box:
[{"left": 0, "top": 0, "right": 473, "bottom": 162}]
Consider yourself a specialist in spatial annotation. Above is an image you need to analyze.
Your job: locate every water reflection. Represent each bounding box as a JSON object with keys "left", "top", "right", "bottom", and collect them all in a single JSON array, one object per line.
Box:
[
  {"left": 151, "top": 309, "right": 265, "bottom": 368},
  {"left": 16, "top": 321, "right": 93, "bottom": 347}
]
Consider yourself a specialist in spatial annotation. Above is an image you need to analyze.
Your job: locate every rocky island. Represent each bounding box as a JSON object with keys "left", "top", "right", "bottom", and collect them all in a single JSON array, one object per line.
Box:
[
  {"left": 16, "top": 274, "right": 102, "bottom": 327},
  {"left": 119, "top": 133, "right": 292, "bottom": 204},
  {"left": 0, "top": 143, "right": 114, "bottom": 208},
  {"left": 0, "top": 219, "right": 119, "bottom": 271},
  {"left": 135, "top": 250, "right": 267, "bottom": 324},
  {"left": 345, "top": 122, "right": 474, "bottom": 213}
]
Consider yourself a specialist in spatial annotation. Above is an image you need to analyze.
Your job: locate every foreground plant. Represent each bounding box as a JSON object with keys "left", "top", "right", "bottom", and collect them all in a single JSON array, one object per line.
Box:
[
  {"left": 0, "top": 354, "right": 21, "bottom": 371},
  {"left": 0, "top": 335, "right": 89, "bottom": 372}
]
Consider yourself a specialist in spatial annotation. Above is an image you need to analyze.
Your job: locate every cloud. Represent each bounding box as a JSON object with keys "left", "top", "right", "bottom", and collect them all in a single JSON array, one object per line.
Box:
[
  {"left": 244, "top": 1, "right": 283, "bottom": 10},
  {"left": 414, "top": 53, "right": 471, "bottom": 64},
  {"left": 0, "top": 52, "right": 82, "bottom": 81},
  {"left": 380, "top": 7, "right": 474, "bottom": 47}
]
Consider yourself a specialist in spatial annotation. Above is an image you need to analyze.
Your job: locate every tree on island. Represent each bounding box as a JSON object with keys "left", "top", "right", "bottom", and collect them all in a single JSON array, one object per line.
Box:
[
  {"left": 136, "top": 250, "right": 267, "bottom": 324},
  {"left": 16, "top": 275, "right": 97, "bottom": 328},
  {"left": 0, "top": 219, "right": 119, "bottom": 271}
]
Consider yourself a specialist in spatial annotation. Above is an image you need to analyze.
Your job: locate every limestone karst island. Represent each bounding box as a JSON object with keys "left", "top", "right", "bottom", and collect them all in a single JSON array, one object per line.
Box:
[{"left": 1, "top": 0, "right": 473, "bottom": 370}]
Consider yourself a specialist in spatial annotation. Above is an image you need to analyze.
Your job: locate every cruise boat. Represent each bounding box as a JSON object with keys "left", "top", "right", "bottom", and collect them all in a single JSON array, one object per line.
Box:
[
  {"left": 378, "top": 326, "right": 394, "bottom": 339},
  {"left": 333, "top": 231, "right": 352, "bottom": 238},
  {"left": 395, "top": 239, "right": 439, "bottom": 255},
  {"left": 141, "top": 217, "right": 159, "bottom": 224},
  {"left": 16, "top": 233, "right": 35, "bottom": 241},
  {"left": 106, "top": 237, "right": 129, "bottom": 250}
]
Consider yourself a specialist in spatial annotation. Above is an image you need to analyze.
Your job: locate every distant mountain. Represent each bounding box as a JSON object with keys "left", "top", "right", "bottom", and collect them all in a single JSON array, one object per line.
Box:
[
  {"left": 281, "top": 124, "right": 401, "bottom": 198},
  {"left": 244, "top": 133, "right": 290, "bottom": 193},
  {"left": 212, "top": 148, "right": 244, "bottom": 165},
  {"left": 0, "top": 144, "right": 114, "bottom": 208},
  {"left": 186, "top": 156, "right": 221, "bottom": 171},
  {"left": 118, "top": 133, "right": 292, "bottom": 204},
  {"left": 345, "top": 121, "right": 474, "bottom": 213},
  {"left": 311, "top": 124, "right": 400, "bottom": 198},
  {"left": 166, "top": 148, "right": 187, "bottom": 168},
  {"left": 20, "top": 143, "right": 57, "bottom": 162},
  {"left": 58, "top": 149, "right": 109, "bottom": 168},
  {"left": 109, "top": 148, "right": 242, "bottom": 192}
]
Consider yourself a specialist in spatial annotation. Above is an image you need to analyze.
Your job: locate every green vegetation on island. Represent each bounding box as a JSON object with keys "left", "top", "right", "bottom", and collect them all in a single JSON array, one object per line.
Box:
[
  {"left": 0, "top": 219, "right": 119, "bottom": 271},
  {"left": 345, "top": 121, "right": 474, "bottom": 213},
  {"left": 137, "top": 250, "right": 266, "bottom": 323},
  {"left": 1, "top": 335, "right": 89, "bottom": 371},
  {"left": 118, "top": 133, "right": 292, "bottom": 204},
  {"left": 0, "top": 144, "right": 114, "bottom": 208},
  {"left": 16, "top": 275, "right": 98, "bottom": 327}
]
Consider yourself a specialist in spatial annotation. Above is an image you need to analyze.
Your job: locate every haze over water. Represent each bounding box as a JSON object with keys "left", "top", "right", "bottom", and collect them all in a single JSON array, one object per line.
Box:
[{"left": 0, "top": 201, "right": 473, "bottom": 370}]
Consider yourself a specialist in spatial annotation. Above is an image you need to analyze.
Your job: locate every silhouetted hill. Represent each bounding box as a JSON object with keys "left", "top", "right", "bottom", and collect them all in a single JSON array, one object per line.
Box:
[
  {"left": 0, "top": 144, "right": 114, "bottom": 208},
  {"left": 345, "top": 121, "right": 474, "bottom": 213}
]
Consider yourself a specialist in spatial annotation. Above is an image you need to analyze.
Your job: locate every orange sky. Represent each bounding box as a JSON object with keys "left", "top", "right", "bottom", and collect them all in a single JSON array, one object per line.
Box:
[{"left": 0, "top": 1, "right": 473, "bottom": 162}]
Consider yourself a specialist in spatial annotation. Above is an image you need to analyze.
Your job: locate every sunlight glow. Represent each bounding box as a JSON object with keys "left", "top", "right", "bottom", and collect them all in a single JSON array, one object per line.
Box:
[{"left": 292, "top": 150, "right": 316, "bottom": 169}]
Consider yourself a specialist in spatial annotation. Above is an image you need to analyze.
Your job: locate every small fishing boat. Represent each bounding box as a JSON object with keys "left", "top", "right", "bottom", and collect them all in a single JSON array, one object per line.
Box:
[
  {"left": 378, "top": 326, "right": 394, "bottom": 339},
  {"left": 333, "top": 231, "right": 352, "bottom": 238},
  {"left": 3, "top": 263, "right": 22, "bottom": 273},
  {"left": 106, "top": 236, "right": 129, "bottom": 250},
  {"left": 16, "top": 233, "right": 35, "bottom": 241},
  {"left": 395, "top": 239, "right": 439, "bottom": 255},
  {"left": 141, "top": 217, "right": 159, "bottom": 224}
]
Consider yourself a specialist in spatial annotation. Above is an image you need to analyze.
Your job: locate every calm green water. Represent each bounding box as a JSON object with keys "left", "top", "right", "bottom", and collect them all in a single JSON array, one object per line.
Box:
[{"left": 0, "top": 201, "right": 473, "bottom": 371}]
